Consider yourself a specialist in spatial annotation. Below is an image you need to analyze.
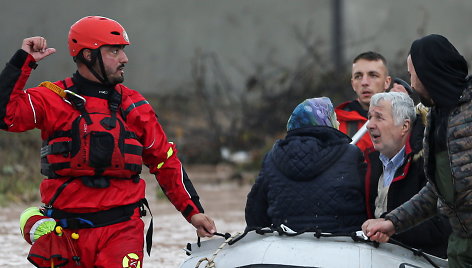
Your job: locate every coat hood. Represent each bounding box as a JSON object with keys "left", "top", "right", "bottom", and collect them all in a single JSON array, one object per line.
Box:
[{"left": 410, "top": 34, "right": 468, "bottom": 109}]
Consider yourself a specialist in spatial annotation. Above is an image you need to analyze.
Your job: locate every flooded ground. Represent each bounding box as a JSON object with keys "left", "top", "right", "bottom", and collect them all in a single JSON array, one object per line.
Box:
[{"left": 0, "top": 166, "right": 253, "bottom": 267}]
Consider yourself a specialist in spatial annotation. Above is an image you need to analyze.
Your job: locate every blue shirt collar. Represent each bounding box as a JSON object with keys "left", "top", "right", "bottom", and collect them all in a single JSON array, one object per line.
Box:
[
  {"left": 379, "top": 146, "right": 406, "bottom": 187},
  {"left": 379, "top": 146, "right": 406, "bottom": 168}
]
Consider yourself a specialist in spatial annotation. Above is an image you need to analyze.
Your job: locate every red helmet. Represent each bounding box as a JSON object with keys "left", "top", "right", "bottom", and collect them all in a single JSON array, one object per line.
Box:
[{"left": 68, "top": 16, "right": 130, "bottom": 56}]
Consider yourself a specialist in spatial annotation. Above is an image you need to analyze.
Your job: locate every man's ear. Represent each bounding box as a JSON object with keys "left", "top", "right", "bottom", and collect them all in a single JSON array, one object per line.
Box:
[
  {"left": 402, "top": 119, "right": 411, "bottom": 135},
  {"left": 81, "top": 49, "right": 92, "bottom": 62},
  {"left": 384, "top": 75, "right": 392, "bottom": 91}
]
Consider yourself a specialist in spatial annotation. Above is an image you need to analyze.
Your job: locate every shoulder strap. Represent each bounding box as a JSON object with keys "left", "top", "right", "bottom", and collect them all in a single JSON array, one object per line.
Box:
[
  {"left": 103, "top": 86, "right": 123, "bottom": 128},
  {"left": 38, "top": 81, "right": 67, "bottom": 98},
  {"left": 38, "top": 78, "right": 77, "bottom": 99},
  {"left": 38, "top": 79, "right": 92, "bottom": 125}
]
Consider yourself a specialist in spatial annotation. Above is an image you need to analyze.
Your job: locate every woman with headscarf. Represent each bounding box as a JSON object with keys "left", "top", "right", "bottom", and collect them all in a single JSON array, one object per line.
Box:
[{"left": 245, "top": 97, "right": 367, "bottom": 233}]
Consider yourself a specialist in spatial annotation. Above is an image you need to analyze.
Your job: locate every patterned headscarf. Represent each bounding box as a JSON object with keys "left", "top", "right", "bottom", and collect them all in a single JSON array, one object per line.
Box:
[{"left": 287, "top": 97, "right": 338, "bottom": 131}]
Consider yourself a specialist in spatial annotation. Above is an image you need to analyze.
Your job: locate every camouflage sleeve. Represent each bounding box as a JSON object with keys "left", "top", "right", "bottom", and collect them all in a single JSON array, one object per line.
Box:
[{"left": 385, "top": 182, "right": 439, "bottom": 233}]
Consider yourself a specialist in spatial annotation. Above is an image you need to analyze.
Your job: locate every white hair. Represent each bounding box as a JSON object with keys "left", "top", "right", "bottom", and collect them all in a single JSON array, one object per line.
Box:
[{"left": 370, "top": 92, "right": 416, "bottom": 125}]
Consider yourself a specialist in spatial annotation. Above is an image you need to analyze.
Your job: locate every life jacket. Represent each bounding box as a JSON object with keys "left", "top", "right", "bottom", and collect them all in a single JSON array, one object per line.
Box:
[{"left": 40, "top": 78, "right": 143, "bottom": 182}]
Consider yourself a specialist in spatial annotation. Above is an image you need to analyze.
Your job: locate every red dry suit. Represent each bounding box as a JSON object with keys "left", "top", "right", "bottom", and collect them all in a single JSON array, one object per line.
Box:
[
  {"left": 335, "top": 101, "right": 372, "bottom": 153},
  {"left": 0, "top": 49, "right": 204, "bottom": 267}
]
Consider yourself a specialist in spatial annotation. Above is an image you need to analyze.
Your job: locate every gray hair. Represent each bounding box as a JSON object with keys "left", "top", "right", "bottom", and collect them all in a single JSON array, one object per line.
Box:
[{"left": 370, "top": 92, "right": 416, "bottom": 125}]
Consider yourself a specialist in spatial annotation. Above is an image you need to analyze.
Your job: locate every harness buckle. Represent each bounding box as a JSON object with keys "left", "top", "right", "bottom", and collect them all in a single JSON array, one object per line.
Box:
[
  {"left": 64, "top": 90, "right": 86, "bottom": 105},
  {"left": 64, "top": 90, "right": 93, "bottom": 125}
]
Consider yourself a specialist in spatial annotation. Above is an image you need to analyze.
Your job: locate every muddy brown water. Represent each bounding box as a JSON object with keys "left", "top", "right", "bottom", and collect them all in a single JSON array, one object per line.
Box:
[{"left": 0, "top": 167, "right": 253, "bottom": 267}]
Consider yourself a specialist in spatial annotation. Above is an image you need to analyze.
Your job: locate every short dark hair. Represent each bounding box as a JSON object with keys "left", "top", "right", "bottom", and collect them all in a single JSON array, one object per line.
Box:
[{"left": 353, "top": 51, "right": 387, "bottom": 65}]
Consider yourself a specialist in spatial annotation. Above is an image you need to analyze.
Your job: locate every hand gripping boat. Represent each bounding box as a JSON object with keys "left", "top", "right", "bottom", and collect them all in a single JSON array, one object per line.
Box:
[{"left": 180, "top": 226, "right": 448, "bottom": 268}]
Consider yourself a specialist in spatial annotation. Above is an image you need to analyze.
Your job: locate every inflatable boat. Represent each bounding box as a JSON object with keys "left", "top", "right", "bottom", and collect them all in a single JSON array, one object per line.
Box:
[{"left": 180, "top": 227, "right": 448, "bottom": 268}]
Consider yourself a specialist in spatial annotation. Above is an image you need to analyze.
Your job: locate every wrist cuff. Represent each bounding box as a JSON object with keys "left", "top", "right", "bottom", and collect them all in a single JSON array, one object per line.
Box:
[{"left": 9, "top": 49, "right": 30, "bottom": 69}]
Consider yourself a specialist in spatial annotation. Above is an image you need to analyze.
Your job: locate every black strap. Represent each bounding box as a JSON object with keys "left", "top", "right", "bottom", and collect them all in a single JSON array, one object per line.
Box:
[
  {"left": 46, "top": 130, "right": 72, "bottom": 142},
  {"left": 47, "top": 177, "right": 75, "bottom": 207},
  {"left": 40, "top": 141, "right": 71, "bottom": 157},
  {"left": 44, "top": 198, "right": 153, "bottom": 257},
  {"left": 125, "top": 131, "right": 138, "bottom": 139},
  {"left": 124, "top": 144, "right": 143, "bottom": 156},
  {"left": 389, "top": 238, "right": 440, "bottom": 268},
  {"left": 109, "top": 90, "right": 121, "bottom": 129},
  {"left": 68, "top": 95, "right": 92, "bottom": 125},
  {"left": 109, "top": 89, "right": 121, "bottom": 113},
  {"left": 41, "top": 162, "right": 70, "bottom": 178},
  {"left": 61, "top": 79, "right": 93, "bottom": 125},
  {"left": 42, "top": 132, "right": 139, "bottom": 158},
  {"left": 77, "top": 49, "right": 110, "bottom": 86},
  {"left": 95, "top": 50, "right": 111, "bottom": 86},
  {"left": 47, "top": 201, "right": 139, "bottom": 228}
]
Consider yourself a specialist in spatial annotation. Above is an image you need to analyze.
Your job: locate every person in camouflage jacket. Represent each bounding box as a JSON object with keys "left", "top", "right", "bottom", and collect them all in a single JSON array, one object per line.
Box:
[{"left": 362, "top": 34, "right": 471, "bottom": 267}]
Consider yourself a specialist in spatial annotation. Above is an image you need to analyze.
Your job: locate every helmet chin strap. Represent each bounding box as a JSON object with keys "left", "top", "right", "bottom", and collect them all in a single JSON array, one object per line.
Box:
[{"left": 78, "top": 49, "right": 113, "bottom": 86}]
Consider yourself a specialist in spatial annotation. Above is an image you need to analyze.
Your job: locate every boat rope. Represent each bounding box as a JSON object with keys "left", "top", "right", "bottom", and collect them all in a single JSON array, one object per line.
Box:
[
  {"left": 194, "top": 232, "right": 241, "bottom": 268},
  {"left": 197, "top": 232, "right": 231, "bottom": 248},
  {"left": 220, "top": 226, "right": 441, "bottom": 268},
  {"left": 389, "top": 238, "right": 440, "bottom": 268}
]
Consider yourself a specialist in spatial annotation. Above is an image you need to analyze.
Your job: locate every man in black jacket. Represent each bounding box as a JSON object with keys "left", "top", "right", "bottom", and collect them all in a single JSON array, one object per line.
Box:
[{"left": 365, "top": 92, "right": 450, "bottom": 257}]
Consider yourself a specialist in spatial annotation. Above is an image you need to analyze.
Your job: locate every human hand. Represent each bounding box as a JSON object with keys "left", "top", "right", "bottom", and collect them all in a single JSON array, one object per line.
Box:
[
  {"left": 190, "top": 213, "right": 216, "bottom": 237},
  {"left": 21, "top": 36, "right": 56, "bottom": 62},
  {"left": 361, "top": 218, "right": 395, "bottom": 243}
]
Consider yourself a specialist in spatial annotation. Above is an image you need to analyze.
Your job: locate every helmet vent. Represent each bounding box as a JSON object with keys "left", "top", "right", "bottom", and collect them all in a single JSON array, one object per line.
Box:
[
  {"left": 72, "top": 39, "right": 78, "bottom": 43},
  {"left": 110, "top": 31, "right": 120, "bottom": 36}
]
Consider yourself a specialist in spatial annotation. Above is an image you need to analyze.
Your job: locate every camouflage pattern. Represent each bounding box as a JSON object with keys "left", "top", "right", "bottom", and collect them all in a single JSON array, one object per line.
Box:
[{"left": 386, "top": 87, "right": 472, "bottom": 238}]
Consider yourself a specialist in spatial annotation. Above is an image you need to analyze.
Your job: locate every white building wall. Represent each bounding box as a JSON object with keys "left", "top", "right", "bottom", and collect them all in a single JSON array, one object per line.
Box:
[{"left": 0, "top": 0, "right": 470, "bottom": 93}]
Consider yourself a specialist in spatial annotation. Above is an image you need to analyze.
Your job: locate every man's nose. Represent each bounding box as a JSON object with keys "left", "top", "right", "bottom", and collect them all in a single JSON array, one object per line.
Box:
[
  {"left": 366, "top": 120, "right": 374, "bottom": 129},
  {"left": 120, "top": 51, "right": 128, "bottom": 63}
]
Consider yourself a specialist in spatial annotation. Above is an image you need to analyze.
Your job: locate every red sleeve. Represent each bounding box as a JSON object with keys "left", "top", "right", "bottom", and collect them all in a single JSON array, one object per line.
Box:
[
  {"left": 121, "top": 87, "right": 204, "bottom": 222},
  {"left": 0, "top": 49, "right": 45, "bottom": 132}
]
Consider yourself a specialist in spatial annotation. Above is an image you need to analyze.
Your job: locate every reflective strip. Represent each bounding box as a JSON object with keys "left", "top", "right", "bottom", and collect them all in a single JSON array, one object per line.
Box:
[
  {"left": 180, "top": 166, "right": 191, "bottom": 198},
  {"left": 30, "top": 218, "right": 56, "bottom": 244},
  {"left": 145, "top": 138, "right": 155, "bottom": 150},
  {"left": 123, "top": 100, "right": 149, "bottom": 118},
  {"left": 166, "top": 147, "right": 174, "bottom": 158},
  {"left": 26, "top": 92, "right": 37, "bottom": 124},
  {"left": 156, "top": 147, "right": 174, "bottom": 169}
]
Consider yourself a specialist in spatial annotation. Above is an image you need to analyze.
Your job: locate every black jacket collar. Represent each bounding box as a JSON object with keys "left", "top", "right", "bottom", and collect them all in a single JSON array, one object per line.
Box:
[{"left": 71, "top": 72, "right": 114, "bottom": 100}]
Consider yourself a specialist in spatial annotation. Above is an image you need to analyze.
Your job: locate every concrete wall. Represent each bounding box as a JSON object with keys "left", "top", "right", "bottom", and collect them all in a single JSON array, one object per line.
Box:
[{"left": 0, "top": 0, "right": 470, "bottom": 94}]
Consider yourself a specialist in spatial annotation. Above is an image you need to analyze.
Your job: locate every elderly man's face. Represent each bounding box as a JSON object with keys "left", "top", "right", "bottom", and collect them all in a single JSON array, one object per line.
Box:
[{"left": 367, "top": 99, "right": 410, "bottom": 159}]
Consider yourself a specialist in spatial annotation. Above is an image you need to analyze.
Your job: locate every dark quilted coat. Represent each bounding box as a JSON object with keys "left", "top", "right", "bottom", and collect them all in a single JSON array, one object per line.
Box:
[{"left": 245, "top": 126, "right": 367, "bottom": 233}]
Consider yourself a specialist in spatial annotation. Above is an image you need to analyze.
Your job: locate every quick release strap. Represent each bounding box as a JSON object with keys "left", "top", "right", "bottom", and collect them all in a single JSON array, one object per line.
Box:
[{"left": 39, "top": 81, "right": 68, "bottom": 98}]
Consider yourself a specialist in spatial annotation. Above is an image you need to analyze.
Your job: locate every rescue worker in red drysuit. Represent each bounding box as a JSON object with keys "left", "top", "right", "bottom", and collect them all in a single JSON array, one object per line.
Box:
[{"left": 0, "top": 16, "right": 216, "bottom": 267}]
